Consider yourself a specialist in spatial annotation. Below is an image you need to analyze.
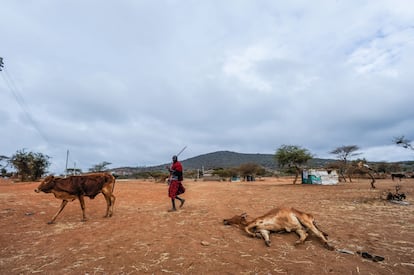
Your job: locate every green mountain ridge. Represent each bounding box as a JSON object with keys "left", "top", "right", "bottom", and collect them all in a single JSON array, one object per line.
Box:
[{"left": 111, "top": 150, "right": 336, "bottom": 174}]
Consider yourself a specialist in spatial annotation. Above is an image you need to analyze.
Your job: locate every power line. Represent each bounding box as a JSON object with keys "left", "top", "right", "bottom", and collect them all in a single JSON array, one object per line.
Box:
[{"left": 0, "top": 58, "right": 49, "bottom": 144}]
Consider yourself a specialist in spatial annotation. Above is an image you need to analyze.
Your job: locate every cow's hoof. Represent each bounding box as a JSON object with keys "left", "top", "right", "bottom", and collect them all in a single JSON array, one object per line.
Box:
[
  {"left": 325, "top": 243, "right": 335, "bottom": 251},
  {"left": 265, "top": 241, "right": 271, "bottom": 247},
  {"left": 47, "top": 221, "right": 54, "bottom": 225}
]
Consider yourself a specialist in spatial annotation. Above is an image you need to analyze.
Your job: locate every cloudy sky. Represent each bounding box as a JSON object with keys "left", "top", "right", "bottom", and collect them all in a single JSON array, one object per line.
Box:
[{"left": 1, "top": 0, "right": 414, "bottom": 174}]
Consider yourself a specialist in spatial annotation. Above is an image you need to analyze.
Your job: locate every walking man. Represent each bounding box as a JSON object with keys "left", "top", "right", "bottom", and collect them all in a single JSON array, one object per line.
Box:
[{"left": 166, "top": 155, "right": 185, "bottom": 212}]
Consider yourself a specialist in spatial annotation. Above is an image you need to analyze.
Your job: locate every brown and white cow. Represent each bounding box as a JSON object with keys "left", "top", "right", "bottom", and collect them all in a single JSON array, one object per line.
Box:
[
  {"left": 223, "top": 207, "right": 334, "bottom": 250},
  {"left": 35, "top": 172, "right": 116, "bottom": 224}
]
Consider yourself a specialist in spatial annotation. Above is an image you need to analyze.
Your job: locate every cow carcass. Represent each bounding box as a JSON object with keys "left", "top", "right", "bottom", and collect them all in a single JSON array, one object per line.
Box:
[
  {"left": 223, "top": 207, "right": 334, "bottom": 250},
  {"left": 35, "top": 172, "right": 116, "bottom": 224},
  {"left": 386, "top": 185, "right": 406, "bottom": 201}
]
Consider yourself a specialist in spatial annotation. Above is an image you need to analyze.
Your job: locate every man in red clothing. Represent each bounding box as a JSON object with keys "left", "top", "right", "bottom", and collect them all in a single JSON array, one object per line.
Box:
[{"left": 166, "top": 155, "right": 185, "bottom": 212}]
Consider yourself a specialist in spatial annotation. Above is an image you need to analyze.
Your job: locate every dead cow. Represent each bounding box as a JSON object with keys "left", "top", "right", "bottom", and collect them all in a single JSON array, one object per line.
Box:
[
  {"left": 223, "top": 207, "right": 333, "bottom": 250},
  {"left": 35, "top": 172, "right": 116, "bottom": 224}
]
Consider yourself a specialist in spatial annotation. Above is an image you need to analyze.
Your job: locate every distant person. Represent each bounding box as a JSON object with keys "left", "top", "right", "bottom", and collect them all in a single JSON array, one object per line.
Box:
[{"left": 166, "top": 155, "right": 185, "bottom": 212}]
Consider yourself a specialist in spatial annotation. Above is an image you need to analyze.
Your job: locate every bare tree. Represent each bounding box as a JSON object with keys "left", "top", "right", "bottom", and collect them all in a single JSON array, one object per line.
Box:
[
  {"left": 393, "top": 136, "right": 413, "bottom": 150},
  {"left": 356, "top": 160, "right": 376, "bottom": 188}
]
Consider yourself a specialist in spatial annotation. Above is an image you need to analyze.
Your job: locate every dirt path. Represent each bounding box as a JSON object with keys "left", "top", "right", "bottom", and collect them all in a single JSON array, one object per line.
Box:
[{"left": 1, "top": 177, "right": 413, "bottom": 274}]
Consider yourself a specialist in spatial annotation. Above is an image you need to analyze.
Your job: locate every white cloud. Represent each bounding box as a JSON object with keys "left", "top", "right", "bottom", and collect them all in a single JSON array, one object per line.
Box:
[
  {"left": 1, "top": 1, "right": 414, "bottom": 173},
  {"left": 223, "top": 44, "right": 275, "bottom": 92},
  {"left": 361, "top": 145, "right": 414, "bottom": 162},
  {"left": 347, "top": 27, "right": 414, "bottom": 75}
]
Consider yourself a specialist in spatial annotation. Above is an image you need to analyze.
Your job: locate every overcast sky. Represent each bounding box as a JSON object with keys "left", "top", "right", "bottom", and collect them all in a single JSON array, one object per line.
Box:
[{"left": 1, "top": 0, "right": 414, "bottom": 174}]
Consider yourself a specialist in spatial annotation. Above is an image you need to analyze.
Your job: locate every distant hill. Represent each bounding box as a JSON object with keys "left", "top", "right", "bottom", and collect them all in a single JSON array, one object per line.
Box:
[
  {"left": 180, "top": 151, "right": 276, "bottom": 170},
  {"left": 111, "top": 150, "right": 335, "bottom": 175}
]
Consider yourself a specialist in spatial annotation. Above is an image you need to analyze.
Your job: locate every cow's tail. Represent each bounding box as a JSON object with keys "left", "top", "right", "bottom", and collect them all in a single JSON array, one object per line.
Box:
[
  {"left": 104, "top": 173, "right": 116, "bottom": 193},
  {"left": 110, "top": 173, "right": 116, "bottom": 193}
]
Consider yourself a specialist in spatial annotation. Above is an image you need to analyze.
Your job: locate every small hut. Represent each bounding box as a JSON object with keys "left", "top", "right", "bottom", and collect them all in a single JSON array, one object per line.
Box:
[{"left": 302, "top": 169, "right": 338, "bottom": 185}]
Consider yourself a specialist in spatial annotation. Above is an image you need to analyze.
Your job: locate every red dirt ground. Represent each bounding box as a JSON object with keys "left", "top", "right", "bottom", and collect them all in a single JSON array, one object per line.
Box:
[{"left": 1, "top": 177, "right": 413, "bottom": 274}]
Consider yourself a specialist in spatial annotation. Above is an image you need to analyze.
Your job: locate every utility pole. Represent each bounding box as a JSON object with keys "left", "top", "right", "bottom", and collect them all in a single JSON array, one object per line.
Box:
[{"left": 65, "top": 150, "right": 69, "bottom": 177}]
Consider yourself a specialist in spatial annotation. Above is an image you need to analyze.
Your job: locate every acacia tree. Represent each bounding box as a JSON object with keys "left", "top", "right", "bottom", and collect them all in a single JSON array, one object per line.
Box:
[
  {"left": 0, "top": 155, "right": 10, "bottom": 177},
  {"left": 329, "top": 145, "right": 360, "bottom": 182},
  {"left": 10, "top": 149, "right": 50, "bottom": 181},
  {"left": 274, "top": 145, "right": 313, "bottom": 184},
  {"left": 89, "top": 161, "right": 112, "bottom": 172}
]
